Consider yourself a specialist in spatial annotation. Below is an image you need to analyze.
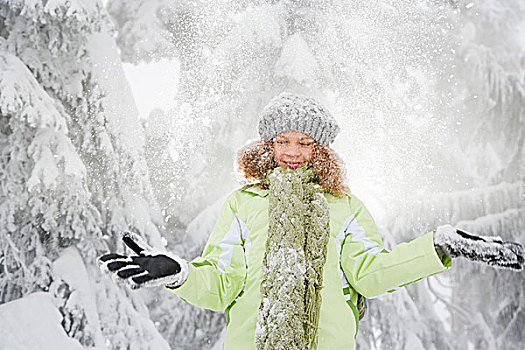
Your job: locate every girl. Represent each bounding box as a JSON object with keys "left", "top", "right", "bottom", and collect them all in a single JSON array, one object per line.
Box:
[{"left": 100, "top": 92, "right": 523, "bottom": 350}]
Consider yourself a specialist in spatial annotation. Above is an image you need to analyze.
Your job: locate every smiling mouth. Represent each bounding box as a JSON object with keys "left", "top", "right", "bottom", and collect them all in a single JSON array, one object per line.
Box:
[{"left": 284, "top": 161, "right": 305, "bottom": 169}]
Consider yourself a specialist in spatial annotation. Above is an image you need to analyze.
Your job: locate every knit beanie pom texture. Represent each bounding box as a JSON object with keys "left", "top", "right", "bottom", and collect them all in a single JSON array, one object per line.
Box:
[{"left": 258, "top": 92, "right": 340, "bottom": 146}]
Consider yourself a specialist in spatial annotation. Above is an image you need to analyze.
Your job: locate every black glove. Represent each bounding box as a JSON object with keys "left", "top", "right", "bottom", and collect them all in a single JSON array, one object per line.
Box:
[
  {"left": 98, "top": 232, "right": 188, "bottom": 289},
  {"left": 434, "top": 225, "right": 524, "bottom": 271}
]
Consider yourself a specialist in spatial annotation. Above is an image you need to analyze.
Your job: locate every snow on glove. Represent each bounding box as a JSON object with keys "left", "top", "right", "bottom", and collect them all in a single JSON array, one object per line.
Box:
[
  {"left": 98, "top": 231, "right": 188, "bottom": 289},
  {"left": 434, "top": 224, "right": 524, "bottom": 271}
]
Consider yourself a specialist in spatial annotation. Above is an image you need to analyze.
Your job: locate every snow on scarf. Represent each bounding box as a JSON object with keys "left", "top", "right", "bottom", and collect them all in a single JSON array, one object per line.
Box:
[{"left": 255, "top": 167, "right": 330, "bottom": 350}]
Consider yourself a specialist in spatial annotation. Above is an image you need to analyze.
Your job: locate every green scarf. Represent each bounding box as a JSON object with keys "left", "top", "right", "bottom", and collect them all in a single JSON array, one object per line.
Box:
[{"left": 255, "top": 167, "right": 330, "bottom": 350}]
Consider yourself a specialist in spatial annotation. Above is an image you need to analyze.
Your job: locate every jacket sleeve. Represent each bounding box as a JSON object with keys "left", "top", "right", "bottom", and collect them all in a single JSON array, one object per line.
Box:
[
  {"left": 168, "top": 193, "right": 247, "bottom": 311},
  {"left": 340, "top": 196, "right": 451, "bottom": 298}
]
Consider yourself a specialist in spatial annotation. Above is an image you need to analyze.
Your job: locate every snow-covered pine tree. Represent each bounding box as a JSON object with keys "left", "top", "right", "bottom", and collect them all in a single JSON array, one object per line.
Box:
[
  {"left": 0, "top": 7, "right": 109, "bottom": 346},
  {"left": 381, "top": 1, "right": 525, "bottom": 348},
  {"left": 0, "top": 46, "right": 101, "bottom": 306},
  {"left": 0, "top": 1, "right": 170, "bottom": 348}
]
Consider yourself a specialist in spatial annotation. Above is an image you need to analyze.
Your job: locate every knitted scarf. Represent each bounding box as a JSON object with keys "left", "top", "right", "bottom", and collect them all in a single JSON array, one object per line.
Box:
[{"left": 255, "top": 167, "right": 330, "bottom": 350}]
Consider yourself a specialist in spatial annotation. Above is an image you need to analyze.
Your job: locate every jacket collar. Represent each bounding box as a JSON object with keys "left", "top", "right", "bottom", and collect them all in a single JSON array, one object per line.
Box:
[{"left": 241, "top": 184, "right": 269, "bottom": 197}]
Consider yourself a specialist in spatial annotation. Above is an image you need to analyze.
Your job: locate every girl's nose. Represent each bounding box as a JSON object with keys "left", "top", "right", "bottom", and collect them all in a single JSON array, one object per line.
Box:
[{"left": 283, "top": 144, "right": 301, "bottom": 156}]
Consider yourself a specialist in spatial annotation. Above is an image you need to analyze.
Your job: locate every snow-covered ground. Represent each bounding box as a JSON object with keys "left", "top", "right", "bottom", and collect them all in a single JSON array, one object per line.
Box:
[{"left": 0, "top": 293, "right": 85, "bottom": 350}]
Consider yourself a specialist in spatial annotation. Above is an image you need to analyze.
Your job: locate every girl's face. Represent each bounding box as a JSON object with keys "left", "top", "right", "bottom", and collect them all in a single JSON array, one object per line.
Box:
[{"left": 272, "top": 131, "right": 315, "bottom": 169}]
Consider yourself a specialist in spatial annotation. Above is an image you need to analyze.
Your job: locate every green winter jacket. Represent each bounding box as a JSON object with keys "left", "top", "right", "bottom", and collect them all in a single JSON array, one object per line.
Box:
[{"left": 171, "top": 184, "right": 451, "bottom": 349}]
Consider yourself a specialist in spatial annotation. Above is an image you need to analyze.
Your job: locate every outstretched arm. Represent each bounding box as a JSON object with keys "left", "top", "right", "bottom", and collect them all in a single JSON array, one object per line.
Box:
[
  {"left": 340, "top": 197, "right": 450, "bottom": 298},
  {"left": 340, "top": 197, "right": 524, "bottom": 299},
  {"left": 98, "top": 193, "right": 248, "bottom": 311}
]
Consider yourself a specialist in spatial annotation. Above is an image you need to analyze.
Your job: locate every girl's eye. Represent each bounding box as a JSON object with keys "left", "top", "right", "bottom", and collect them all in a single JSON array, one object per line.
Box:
[
  {"left": 300, "top": 142, "right": 314, "bottom": 147},
  {"left": 275, "top": 140, "right": 287, "bottom": 145}
]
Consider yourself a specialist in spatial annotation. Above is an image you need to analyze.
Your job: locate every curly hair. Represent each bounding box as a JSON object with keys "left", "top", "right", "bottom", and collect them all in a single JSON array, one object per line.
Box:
[{"left": 236, "top": 140, "right": 349, "bottom": 196}]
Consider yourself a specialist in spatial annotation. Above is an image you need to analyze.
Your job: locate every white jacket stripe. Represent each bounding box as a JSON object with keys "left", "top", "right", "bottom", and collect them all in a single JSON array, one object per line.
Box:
[
  {"left": 346, "top": 219, "right": 382, "bottom": 257},
  {"left": 336, "top": 215, "right": 355, "bottom": 289},
  {"left": 217, "top": 213, "right": 244, "bottom": 273},
  {"left": 239, "top": 216, "right": 251, "bottom": 270}
]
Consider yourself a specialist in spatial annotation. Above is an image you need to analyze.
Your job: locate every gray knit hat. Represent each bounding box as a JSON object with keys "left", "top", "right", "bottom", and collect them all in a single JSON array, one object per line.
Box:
[{"left": 257, "top": 92, "right": 340, "bottom": 145}]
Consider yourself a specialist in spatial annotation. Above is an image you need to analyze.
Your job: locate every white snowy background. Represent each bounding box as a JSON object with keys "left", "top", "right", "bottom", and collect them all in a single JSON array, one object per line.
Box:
[{"left": 0, "top": 0, "right": 524, "bottom": 349}]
